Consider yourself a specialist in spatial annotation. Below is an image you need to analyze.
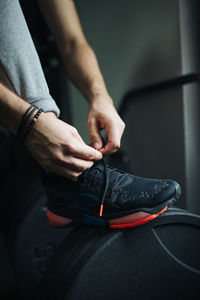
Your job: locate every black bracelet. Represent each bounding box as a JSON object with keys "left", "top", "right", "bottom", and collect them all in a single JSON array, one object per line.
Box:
[
  {"left": 22, "top": 108, "right": 44, "bottom": 143},
  {"left": 17, "top": 104, "right": 38, "bottom": 139}
]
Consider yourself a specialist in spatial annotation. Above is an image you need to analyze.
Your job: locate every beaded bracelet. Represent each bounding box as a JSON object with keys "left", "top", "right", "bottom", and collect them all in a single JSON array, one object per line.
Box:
[
  {"left": 17, "top": 104, "right": 38, "bottom": 140},
  {"left": 22, "top": 108, "right": 44, "bottom": 143}
]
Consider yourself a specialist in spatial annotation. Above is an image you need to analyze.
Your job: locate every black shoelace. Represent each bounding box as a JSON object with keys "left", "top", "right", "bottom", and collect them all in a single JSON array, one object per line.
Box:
[{"left": 81, "top": 159, "right": 127, "bottom": 217}]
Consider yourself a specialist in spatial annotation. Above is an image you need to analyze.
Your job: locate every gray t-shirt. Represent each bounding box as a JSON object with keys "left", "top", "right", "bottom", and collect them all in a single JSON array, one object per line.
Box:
[{"left": 0, "top": 0, "right": 60, "bottom": 116}]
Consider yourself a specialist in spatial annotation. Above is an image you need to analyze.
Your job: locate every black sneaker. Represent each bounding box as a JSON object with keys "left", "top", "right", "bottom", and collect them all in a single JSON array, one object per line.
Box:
[{"left": 43, "top": 160, "right": 181, "bottom": 229}]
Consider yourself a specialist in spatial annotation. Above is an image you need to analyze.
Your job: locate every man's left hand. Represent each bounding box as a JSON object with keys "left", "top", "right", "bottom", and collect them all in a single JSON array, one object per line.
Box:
[{"left": 87, "top": 94, "right": 125, "bottom": 156}]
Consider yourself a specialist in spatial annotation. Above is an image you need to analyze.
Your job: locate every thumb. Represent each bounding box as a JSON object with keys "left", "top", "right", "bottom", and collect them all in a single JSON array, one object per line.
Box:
[{"left": 88, "top": 119, "right": 104, "bottom": 150}]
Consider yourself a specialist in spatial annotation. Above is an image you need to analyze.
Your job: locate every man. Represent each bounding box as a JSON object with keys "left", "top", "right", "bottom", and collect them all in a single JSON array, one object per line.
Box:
[{"left": 0, "top": 0, "right": 181, "bottom": 228}]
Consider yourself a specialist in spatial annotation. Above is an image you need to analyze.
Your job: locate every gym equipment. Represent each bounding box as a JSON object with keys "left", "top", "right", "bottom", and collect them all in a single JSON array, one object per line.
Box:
[
  {"left": 7, "top": 184, "right": 200, "bottom": 300},
  {"left": 37, "top": 207, "right": 200, "bottom": 300}
]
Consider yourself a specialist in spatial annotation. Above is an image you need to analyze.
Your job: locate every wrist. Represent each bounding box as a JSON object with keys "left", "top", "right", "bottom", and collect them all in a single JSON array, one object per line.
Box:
[
  {"left": 26, "top": 111, "right": 57, "bottom": 135},
  {"left": 44, "top": 111, "right": 57, "bottom": 119},
  {"left": 17, "top": 106, "right": 45, "bottom": 142},
  {"left": 88, "top": 92, "right": 113, "bottom": 106},
  {"left": 17, "top": 107, "right": 57, "bottom": 143},
  {"left": 28, "top": 111, "right": 57, "bottom": 135}
]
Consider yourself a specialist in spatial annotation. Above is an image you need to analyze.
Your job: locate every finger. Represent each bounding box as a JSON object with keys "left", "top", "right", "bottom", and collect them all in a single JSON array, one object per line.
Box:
[
  {"left": 100, "top": 142, "right": 119, "bottom": 156},
  {"left": 88, "top": 118, "right": 104, "bottom": 150},
  {"left": 56, "top": 155, "right": 94, "bottom": 172},
  {"left": 65, "top": 142, "right": 103, "bottom": 161},
  {"left": 46, "top": 163, "right": 83, "bottom": 180},
  {"left": 100, "top": 124, "right": 120, "bottom": 156}
]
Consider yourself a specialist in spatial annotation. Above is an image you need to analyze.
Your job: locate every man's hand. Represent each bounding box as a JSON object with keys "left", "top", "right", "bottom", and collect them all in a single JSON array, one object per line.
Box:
[
  {"left": 87, "top": 95, "right": 125, "bottom": 156},
  {"left": 26, "top": 112, "right": 102, "bottom": 179}
]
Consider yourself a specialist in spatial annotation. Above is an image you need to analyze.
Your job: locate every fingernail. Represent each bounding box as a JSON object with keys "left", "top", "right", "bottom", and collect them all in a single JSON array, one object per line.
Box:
[{"left": 94, "top": 142, "right": 100, "bottom": 149}]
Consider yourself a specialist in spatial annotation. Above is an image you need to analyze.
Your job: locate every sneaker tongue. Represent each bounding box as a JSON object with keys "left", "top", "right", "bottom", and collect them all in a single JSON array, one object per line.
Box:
[
  {"left": 78, "top": 161, "right": 104, "bottom": 181},
  {"left": 93, "top": 161, "right": 105, "bottom": 171},
  {"left": 83, "top": 160, "right": 104, "bottom": 175},
  {"left": 89, "top": 160, "right": 121, "bottom": 176},
  {"left": 89, "top": 160, "right": 131, "bottom": 187},
  {"left": 78, "top": 160, "right": 133, "bottom": 203}
]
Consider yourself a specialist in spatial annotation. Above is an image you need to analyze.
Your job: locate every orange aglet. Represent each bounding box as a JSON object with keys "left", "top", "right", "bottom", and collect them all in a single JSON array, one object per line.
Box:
[{"left": 99, "top": 204, "right": 104, "bottom": 217}]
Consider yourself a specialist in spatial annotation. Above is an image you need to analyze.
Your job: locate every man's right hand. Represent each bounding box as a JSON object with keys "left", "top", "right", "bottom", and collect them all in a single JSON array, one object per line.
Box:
[{"left": 25, "top": 112, "right": 102, "bottom": 179}]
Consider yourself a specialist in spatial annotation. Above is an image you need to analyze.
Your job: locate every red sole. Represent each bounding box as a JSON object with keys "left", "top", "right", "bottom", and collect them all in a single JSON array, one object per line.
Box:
[{"left": 109, "top": 206, "right": 168, "bottom": 229}]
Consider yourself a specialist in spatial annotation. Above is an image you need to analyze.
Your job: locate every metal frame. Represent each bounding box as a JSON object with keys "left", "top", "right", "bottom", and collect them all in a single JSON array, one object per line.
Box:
[{"left": 119, "top": 73, "right": 200, "bottom": 116}]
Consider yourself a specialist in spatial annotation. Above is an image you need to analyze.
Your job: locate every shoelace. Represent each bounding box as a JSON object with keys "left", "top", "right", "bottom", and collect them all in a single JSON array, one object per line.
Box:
[
  {"left": 99, "top": 159, "right": 110, "bottom": 217},
  {"left": 80, "top": 159, "right": 128, "bottom": 217},
  {"left": 99, "top": 160, "right": 132, "bottom": 217}
]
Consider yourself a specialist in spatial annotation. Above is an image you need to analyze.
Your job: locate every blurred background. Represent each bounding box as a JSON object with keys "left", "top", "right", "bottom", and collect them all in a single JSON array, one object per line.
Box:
[
  {"left": 67, "top": 0, "right": 180, "bottom": 142},
  {"left": 1, "top": 0, "right": 199, "bottom": 298}
]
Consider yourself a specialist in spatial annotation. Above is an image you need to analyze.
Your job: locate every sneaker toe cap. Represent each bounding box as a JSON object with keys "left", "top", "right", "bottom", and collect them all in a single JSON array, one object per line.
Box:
[{"left": 155, "top": 179, "right": 181, "bottom": 205}]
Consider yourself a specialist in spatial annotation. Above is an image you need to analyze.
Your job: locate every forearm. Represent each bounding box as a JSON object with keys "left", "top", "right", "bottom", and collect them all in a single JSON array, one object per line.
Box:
[
  {"left": 37, "top": 0, "right": 110, "bottom": 104},
  {"left": 0, "top": 82, "right": 29, "bottom": 134},
  {"left": 59, "top": 41, "right": 111, "bottom": 103}
]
